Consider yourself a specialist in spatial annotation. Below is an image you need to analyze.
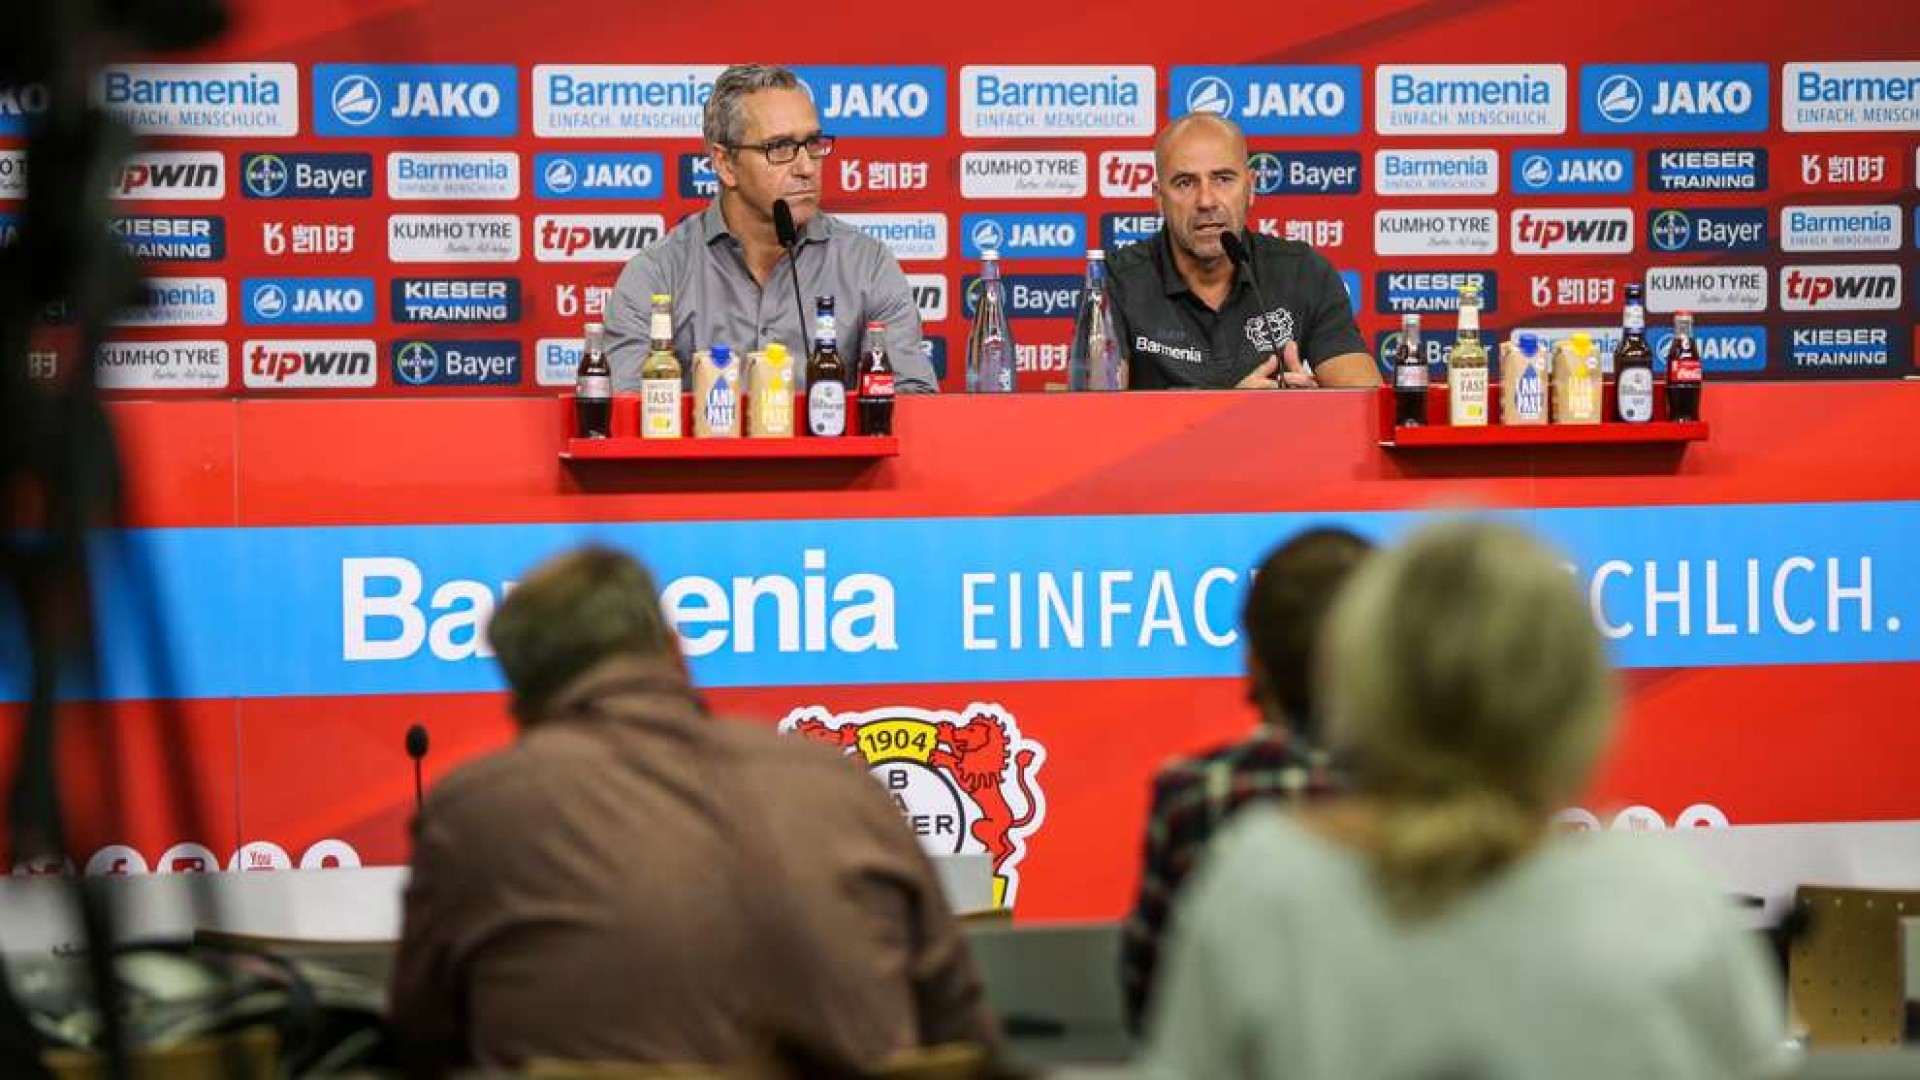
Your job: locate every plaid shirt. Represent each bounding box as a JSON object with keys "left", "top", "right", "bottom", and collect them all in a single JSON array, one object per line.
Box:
[{"left": 1120, "top": 726, "right": 1341, "bottom": 1033}]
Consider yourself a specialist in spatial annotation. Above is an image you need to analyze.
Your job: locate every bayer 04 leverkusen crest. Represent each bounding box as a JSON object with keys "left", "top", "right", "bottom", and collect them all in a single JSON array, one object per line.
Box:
[{"left": 779, "top": 703, "right": 1046, "bottom": 909}]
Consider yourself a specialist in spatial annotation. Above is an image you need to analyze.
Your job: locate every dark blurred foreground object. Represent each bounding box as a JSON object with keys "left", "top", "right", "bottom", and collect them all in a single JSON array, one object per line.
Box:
[{"left": 0, "top": 1, "right": 226, "bottom": 1077}]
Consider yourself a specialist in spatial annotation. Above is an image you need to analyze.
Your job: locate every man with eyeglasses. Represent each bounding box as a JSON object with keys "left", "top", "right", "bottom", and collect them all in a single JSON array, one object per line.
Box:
[{"left": 606, "top": 64, "right": 938, "bottom": 392}]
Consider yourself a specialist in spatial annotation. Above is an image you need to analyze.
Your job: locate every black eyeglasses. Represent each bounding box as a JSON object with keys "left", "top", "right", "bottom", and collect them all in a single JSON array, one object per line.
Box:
[{"left": 725, "top": 134, "right": 836, "bottom": 165}]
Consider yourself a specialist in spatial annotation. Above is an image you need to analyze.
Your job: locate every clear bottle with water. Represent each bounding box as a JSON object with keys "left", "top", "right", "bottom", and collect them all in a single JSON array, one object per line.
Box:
[
  {"left": 966, "top": 249, "right": 1017, "bottom": 393},
  {"left": 1068, "top": 249, "right": 1123, "bottom": 391}
]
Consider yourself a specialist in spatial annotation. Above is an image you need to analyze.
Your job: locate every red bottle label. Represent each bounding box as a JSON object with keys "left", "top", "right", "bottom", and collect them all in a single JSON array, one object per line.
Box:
[{"left": 861, "top": 371, "right": 895, "bottom": 397}]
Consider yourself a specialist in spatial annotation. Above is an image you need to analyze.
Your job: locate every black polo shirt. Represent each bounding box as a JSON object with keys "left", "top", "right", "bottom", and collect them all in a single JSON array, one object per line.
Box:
[{"left": 1108, "top": 229, "right": 1365, "bottom": 389}]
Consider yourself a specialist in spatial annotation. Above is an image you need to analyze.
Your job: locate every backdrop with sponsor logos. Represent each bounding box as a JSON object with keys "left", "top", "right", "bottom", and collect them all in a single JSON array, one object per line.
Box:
[
  {"left": 11, "top": 0, "right": 1919, "bottom": 392},
  {"left": 5, "top": 387, "right": 1920, "bottom": 918}
]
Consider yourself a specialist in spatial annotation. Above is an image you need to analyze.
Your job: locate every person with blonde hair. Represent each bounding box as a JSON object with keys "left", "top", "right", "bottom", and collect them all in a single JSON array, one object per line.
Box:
[{"left": 1143, "top": 519, "right": 1783, "bottom": 1080}]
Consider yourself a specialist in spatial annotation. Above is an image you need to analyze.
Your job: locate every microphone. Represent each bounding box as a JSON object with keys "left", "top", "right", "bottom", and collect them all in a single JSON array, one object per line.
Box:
[
  {"left": 1219, "top": 231, "right": 1294, "bottom": 387},
  {"left": 405, "top": 723, "right": 430, "bottom": 815},
  {"left": 773, "top": 199, "right": 812, "bottom": 388}
]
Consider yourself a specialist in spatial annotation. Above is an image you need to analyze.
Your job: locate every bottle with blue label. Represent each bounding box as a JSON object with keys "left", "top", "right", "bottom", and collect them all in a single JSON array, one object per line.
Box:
[
  {"left": 1068, "top": 249, "right": 1123, "bottom": 391},
  {"left": 693, "top": 344, "right": 740, "bottom": 438},
  {"left": 1500, "top": 331, "right": 1549, "bottom": 425},
  {"left": 966, "top": 249, "right": 1017, "bottom": 393}
]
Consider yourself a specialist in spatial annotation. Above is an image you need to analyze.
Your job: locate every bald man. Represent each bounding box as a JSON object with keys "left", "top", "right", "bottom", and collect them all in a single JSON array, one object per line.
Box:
[{"left": 1107, "top": 113, "right": 1379, "bottom": 390}]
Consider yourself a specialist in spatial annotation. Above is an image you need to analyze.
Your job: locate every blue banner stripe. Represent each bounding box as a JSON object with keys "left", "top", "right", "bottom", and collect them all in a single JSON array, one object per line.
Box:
[{"left": 5, "top": 501, "right": 1918, "bottom": 703}]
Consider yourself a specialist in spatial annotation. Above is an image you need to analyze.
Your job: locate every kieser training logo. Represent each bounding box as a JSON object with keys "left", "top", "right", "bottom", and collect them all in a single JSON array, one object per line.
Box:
[
  {"left": 94, "top": 63, "right": 298, "bottom": 137},
  {"left": 960, "top": 66, "right": 1156, "bottom": 138},
  {"left": 110, "top": 215, "right": 224, "bottom": 261},
  {"left": 1648, "top": 148, "right": 1766, "bottom": 192},
  {"left": 794, "top": 66, "right": 946, "bottom": 137},
  {"left": 1511, "top": 149, "right": 1631, "bottom": 194},
  {"left": 314, "top": 64, "right": 517, "bottom": 137},
  {"left": 781, "top": 703, "right": 1046, "bottom": 907},
  {"left": 1169, "top": 66, "right": 1362, "bottom": 135},
  {"left": 239, "top": 152, "right": 372, "bottom": 199},
  {"left": 1581, "top": 64, "right": 1768, "bottom": 133},
  {"left": 1100, "top": 212, "right": 1161, "bottom": 251}
]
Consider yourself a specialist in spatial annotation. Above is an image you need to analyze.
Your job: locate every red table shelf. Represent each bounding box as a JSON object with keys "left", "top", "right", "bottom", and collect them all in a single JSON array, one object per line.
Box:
[
  {"left": 562, "top": 435, "right": 898, "bottom": 461},
  {"left": 1376, "top": 385, "right": 1709, "bottom": 449}
]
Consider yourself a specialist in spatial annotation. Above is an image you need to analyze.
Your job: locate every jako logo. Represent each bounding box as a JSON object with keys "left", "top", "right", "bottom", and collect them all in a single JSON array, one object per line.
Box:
[
  {"left": 314, "top": 64, "right": 517, "bottom": 137},
  {"left": 960, "top": 213, "right": 1084, "bottom": 259},
  {"left": 1780, "top": 265, "right": 1902, "bottom": 311},
  {"left": 113, "top": 151, "right": 223, "bottom": 200},
  {"left": 1511, "top": 209, "right": 1634, "bottom": 254},
  {"left": 1169, "top": 66, "right": 1362, "bottom": 135},
  {"left": 390, "top": 340, "right": 521, "bottom": 386},
  {"left": 534, "top": 152, "right": 664, "bottom": 199},
  {"left": 1648, "top": 325, "right": 1768, "bottom": 374},
  {"left": 794, "top": 66, "right": 946, "bottom": 136},
  {"left": 240, "top": 152, "right": 373, "bottom": 199},
  {"left": 533, "top": 214, "right": 664, "bottom": 262},
  {"left": 0, "top": 84, "right": 49, "bottom": 135},
  {"left": 1511, "top": 149, "right": 1631, "bottom": 194},
  {"left": 242, "top": 277, "right": 374, "bottom": 326},
  {"left": 1582, "top": 64, "right": 1768, "bottom": 133},
  {"left": 242, "top": 339, "right": 376, "bottom": 388},
  {"left": 1647, "top": 208, "right": 1768, "bottom": 253}
]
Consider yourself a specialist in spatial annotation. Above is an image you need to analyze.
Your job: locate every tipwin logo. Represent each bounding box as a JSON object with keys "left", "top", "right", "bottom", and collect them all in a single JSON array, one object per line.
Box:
[
  {"left": 780, "top": 703, "right": 1046, "bottom": 908},
  {"left": 1510, "top": 209, "right": 1633, "bottom": 255},
  {"left": 112, "top": 151, "right": 224, "bottom": 200},
  {"left": 533, "top": 214, "right": 664, "bottom": 262},
  {"left": 1098, "top": 150, "right": 1155, "bottom": 198},
  {"left": 242, "top": 339, "right": 376, "bottom": 388},
  {"left": 1780, "top": 265, "right": 1901, "bottom": 311}
]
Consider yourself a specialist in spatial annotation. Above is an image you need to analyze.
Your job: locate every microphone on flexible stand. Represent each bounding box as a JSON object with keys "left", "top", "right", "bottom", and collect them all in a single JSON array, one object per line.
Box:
[
  {"left": 773, "top": 199, "right": 811, "bottom": 387},
  {"left": 1219, "top": 231, "right": 1295, "bottom": 387},
  {"left": 404, "top": 723, "right": 430, "bottom": 816}
]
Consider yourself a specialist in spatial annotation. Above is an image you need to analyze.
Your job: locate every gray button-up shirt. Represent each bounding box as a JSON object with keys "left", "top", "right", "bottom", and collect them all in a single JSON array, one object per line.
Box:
[{"left": 605, "top": 201, "right": 936, "bottom": 393}]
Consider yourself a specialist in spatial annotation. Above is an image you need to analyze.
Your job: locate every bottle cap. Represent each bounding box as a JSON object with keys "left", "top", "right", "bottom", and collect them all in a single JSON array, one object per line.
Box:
[
  {"left": 765, "top": 342, "right": 787, "bottom": 363},
  {"left": 1087, "top": 248, "right": 1105, "bottom": 260},
  {"left": 711, "top": 344, "right": 733, "bottom": 366},
  {"left": 651, "top": 293, "right": 671, "bottom": 305},
  {"left": 1570, "top": 332, "right": 1593, "bottom": 353},
  {"left": 584, "top": 321, "right": 605, "bottom": 335},
  {"left": 1516, "top": 332, "right": 1540, "bottom": 356},
  {"left": 866, "top": 320, "right": 885, "bottom": 333}
]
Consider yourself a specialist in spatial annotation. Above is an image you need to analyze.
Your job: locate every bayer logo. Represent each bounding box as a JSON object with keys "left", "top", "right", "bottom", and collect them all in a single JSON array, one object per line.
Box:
[
  {"left": 330, "top": 74, "right": 383, "bottom": 127},
  {"left": 970, "top": 219, "right": 1005, "bottom": 253},
  {"left": 1596, "top": 74, "right": 1644, "bottom": 123},
  {"left": 1185, "top": 76, "right": 1234, "bottom": 116},
  {"left": 869, "top": 762, "right": 969, "bottom": 854},
  {"left": 1519, "top": 155, "right": 1552, "bottom": 189},
  {"left": 1246, "top": 152, "right": 1285, "bottom": 195},
  {"left": 543, "top": 158, "right": 578, "bottom": 194},
  {"left": 395, "top": 341, "right": 439, "bottom": 385},
  {"left": 1650, "top": 210, "right": 1692, "bottom": 252},
  {"left": 243, "top": 154, "right": 289, "bottom": 197},
  {"left": 252, "top": 283, "right": 288, "bottom": 319}
]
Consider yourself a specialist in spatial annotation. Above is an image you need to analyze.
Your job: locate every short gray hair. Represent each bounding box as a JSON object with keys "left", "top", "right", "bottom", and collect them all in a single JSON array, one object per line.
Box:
[{"left": 703, "top": 64, "right": 803, "bottom": 148}]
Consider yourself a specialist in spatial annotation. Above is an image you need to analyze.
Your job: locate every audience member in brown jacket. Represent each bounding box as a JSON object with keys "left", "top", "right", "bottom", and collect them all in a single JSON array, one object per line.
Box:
[{"left": 388, "top": 545, "right": 998, "bottom": 1075}]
